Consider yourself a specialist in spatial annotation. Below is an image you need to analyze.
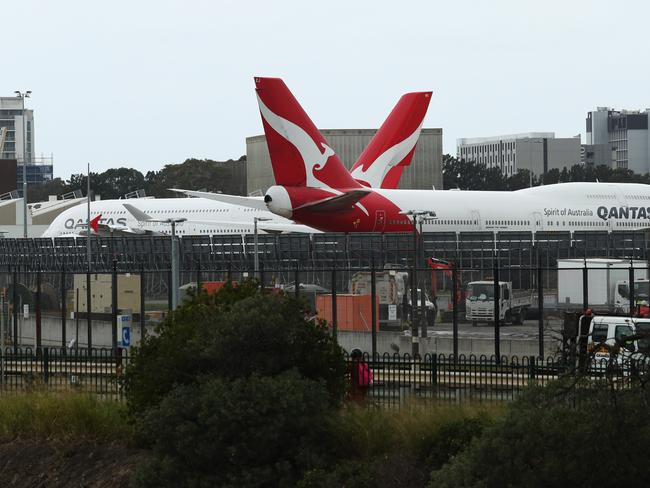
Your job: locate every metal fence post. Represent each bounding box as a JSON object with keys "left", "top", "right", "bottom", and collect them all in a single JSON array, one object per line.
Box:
[
  {"left": 493, "top": 256, "right": 501, "bottom": 361},
  {"left": 61, "top": 269, "right": 67, "bottom": 349},
  {"left": 331, "top": 267, "right": 337, "bottom": 342},
  {"left": 167, "top": 269, "right": 173, "bottom": 313},
  {"left": 140, "top": 264, "right": 146, "bottom": 342},
  {"left": 12, "top": 268, "right": 17, "bottom": 353},
  {"left": 582, "top": 263, "right": 589, "bottom": 312},
  {"left": 528, "top": 355, "right": 536, "bottom": 381},
  {"left": 35, "top": 269, "right": 42, "bottom": 350},
  {"left": 629, "top": 261, "right": 635, "bottom": 317},
  {"left": 537, "top": 254, "right": 544, "bottom": 358},
  {"left": 43, "top": 346, "right": 49, "bottom": 384},
  {"left": 371, "top": 261, "right": 377, "bottom": 360},
  {"left": 86, "top": 271, "right": 92, "bottom": 351},
  {"left": 452, "top": 265, "right": 458, "bottom": 361},
  {"left": 420, "top": 286, "right": 427, "bottom": 339},
  {"left": 294, "top": 267, "right": 300, "bottom": 299},
  {"left": 111, "top": 259, "right": 118, "bottom": 352},
  {"left": 431, "top": 353, "right": 437, "bottom": 386}
]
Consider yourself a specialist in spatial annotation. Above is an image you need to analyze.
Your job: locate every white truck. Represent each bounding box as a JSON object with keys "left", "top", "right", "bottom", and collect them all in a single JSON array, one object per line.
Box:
[
  {"left": 557, "top": 259, "right": 648, "bottom": 313},
  {"left": 465, "top": 281, "right": 532, "bottom": 326}
]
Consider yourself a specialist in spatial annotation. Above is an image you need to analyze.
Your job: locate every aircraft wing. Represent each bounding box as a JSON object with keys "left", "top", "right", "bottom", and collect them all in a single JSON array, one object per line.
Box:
[
  {"left": 168, "top": 189, "right": 268, "bottom": 211},
  {"left": 167, "top": 218, "right": 319, "bottom": 234}
]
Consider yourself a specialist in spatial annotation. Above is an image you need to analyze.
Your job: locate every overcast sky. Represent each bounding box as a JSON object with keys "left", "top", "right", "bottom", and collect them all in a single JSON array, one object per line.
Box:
[{"left": 3, "top": 0, "right": 649, "bottom": 178}]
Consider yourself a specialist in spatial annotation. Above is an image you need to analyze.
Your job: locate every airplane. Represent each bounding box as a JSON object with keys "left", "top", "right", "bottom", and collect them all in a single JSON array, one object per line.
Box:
[
  {"left": 43, "top": 86, "right": 431, "bottom": 239},
  {"left": 204, "top": 76, "right": 650, "bottom": 235},
  {"left": 41, "top": 196, "right": 317, "bottom": 238}
]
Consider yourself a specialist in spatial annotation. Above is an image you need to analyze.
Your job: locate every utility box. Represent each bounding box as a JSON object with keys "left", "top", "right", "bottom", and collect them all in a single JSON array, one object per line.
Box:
[{"left": 71, "top": 273, "right": 141, "bottom": 315}]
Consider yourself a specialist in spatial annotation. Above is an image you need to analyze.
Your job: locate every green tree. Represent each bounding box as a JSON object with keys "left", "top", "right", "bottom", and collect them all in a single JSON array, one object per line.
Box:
[
  {"left": 124, "top": 280, "right": 347, "bottom": 413},
  {"left": 26, "top": 178, "right": 70, "bottom": 203},
  {"left": 92, "top": 167, "right": 146, "bottom": 199},
  {"left": 145, "top": 157, "right": 246, "bottom": 197},
  {"left": 506, "top": 169, "right": 535, "bottom": 190},
  {"left": 126, "top": 282, "right": 347, "bottom": 487}
]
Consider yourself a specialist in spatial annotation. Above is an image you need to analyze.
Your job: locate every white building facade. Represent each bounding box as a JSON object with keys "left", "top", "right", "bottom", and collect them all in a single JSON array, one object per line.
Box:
[
  {"left": 0, "top": 96, "right": 34, "bottom": 162},
  {"left": 456, "top": 133, "right": 581, "bottom": 177}
]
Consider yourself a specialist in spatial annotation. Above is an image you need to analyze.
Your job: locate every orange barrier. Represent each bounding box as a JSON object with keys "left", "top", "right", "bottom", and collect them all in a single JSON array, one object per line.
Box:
[{"left": 316, "top": 294, "right": 379, "bottom": 331}]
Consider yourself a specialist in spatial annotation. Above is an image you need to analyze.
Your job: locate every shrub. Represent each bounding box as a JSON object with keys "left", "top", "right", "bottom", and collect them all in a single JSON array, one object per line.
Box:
[
  {"left": 429, "top": 381, "right": 650, "bottom": 488},
  {"left": 299, "top": 404, "right": 497, "bottom": 488},
  {"left": 127, "top": 282, "right": 348, "bottom": 487},
  {"left": 134, "top": 371, "right": 333, "bottom": 488},
  {"left": 124, "top": 281, "right": 347, "bottom": 414}
]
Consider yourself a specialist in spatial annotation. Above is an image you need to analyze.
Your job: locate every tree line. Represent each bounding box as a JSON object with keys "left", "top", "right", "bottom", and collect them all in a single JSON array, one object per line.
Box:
[
  {"left": 442, "top": 154, "right": 650, "bottom": 191},
  {"left": 28, "top": 157, "right": 247, "bottom": 203}
]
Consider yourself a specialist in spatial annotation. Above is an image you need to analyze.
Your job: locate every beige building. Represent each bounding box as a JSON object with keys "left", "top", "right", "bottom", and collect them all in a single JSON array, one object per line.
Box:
[{"left": 246, "top": 128, "right": 443, "bottom": 194}]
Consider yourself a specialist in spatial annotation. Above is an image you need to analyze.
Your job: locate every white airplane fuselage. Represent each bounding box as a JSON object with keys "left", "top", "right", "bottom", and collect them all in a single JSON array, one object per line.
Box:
[
  {"left": 378, "top": 182, "right": 650, "bottom": 233},
  {"left": 42, "top": 198, "right": 315, "bottom": 237},
  {"left": 265, "top": 182, "right": 650, "bottom": 233}
]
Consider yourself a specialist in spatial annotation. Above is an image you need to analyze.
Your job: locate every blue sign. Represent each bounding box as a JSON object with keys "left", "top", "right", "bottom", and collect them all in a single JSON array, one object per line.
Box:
[{"left": 122, "top": 326, "right": 131, "bottom": 347}]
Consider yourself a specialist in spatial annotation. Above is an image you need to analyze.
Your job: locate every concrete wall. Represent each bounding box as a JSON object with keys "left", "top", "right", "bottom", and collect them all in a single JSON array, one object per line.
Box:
[
  {"left": 628, "top": 129, "right": 650, "bottom": 174},
  {"left": 7, "top": 314, "right": 154, "bottom": 349},
  {"left": 546, "top": 138, "right": 581, "bottom": 171},
  {"left": 246, "top": 128, "right": 443, "bottom": 194},
  {"left": 336, "top": 330, "right": 559, "bottom": 359}
]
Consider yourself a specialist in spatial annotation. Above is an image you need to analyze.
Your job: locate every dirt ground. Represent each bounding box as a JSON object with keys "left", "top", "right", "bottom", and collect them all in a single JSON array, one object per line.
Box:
[{"left": 0, "top": 438, "right": 147, "bottom": 488}]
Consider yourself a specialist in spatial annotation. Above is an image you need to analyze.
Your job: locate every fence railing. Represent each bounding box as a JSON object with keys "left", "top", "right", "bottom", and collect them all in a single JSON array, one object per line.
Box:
[
  {"left": 0, "top": 348, "right": 646, "bottom": 407},
  {"left": 349, "top": 353, "right": 649, "bottom": 407},
  {"left": 0, "top": 347, "right": 129, "bottom": 401}
]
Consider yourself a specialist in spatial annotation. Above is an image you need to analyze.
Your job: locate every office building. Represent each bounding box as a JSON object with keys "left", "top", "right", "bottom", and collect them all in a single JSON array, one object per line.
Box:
[
  {"left": 581, "top": 143, "right": 614, "bottom": 167},
  {"left": 456, "top": 133, "right": 581, "bottom": 177},
  {"left": 586, "top": 107, "right": 650, "bottom": 173},
  {"left": 0, "top": 96, "right": 53, "bottom": 193},
  {"left": 246, "top": 128, "right": 443, "bottom": 194}
]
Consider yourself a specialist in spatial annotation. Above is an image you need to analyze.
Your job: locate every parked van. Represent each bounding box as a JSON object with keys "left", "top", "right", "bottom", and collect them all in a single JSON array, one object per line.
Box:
[{"left": 585, "top": 315, "right": 650, "bottom": 367}]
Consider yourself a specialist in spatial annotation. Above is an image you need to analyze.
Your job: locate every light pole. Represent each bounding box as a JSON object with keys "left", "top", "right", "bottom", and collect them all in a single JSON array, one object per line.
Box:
[
  {"left": 401, "top": 209, "right": 436, "bottom": 353},
  {"left": 165, "top": 218, "right": 187, "bottom": 310},
  {"left": 254, "top": 216, "right": 271, "bottom": 278},
  {"left": 14, "top": 90, "right": 31, "bottom": 238}
]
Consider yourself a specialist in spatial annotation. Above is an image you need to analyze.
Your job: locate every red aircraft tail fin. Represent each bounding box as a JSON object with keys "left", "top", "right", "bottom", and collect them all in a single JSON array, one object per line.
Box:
[
  {"left": 254, "top": 77, "right": 360, "bottom": 190},
  {"left": 89, "top": 214, "right": 101, "bottom": 234},
  {"left": 350, "top": 92, "right": 432, "bottom": 189}
]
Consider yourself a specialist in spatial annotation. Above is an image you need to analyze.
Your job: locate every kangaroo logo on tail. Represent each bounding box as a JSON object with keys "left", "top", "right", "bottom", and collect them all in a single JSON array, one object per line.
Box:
[{"left": 257, "top": 93, "right": 337, "bottom": 189}]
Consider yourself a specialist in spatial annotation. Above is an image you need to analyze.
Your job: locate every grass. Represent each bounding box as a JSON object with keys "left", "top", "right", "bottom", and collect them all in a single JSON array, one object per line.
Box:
[
  {"left": 333, "top": 401, "right": 506, "bottom": 459},
  {"left": 0, "top": 392, "right": 134, "bottom": 442}
]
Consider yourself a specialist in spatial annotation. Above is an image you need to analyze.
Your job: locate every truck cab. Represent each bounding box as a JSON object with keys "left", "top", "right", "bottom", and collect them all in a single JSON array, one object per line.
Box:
[
  {"left": 465, "top": 280, "right": 531, "bottom": 326},
  {"left": 614, "top": 279, "right": 650, "bottom": 315}
]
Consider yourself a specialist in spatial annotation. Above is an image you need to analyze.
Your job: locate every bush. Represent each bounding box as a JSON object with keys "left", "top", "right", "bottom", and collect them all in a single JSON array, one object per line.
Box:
[
  {"left": 134, "top": 371, "right": 333, "bottom": 488},
  {"left": 299, "top": 405, "right": 497, "bottom": 488},
  {"left": 429, "top": 381, "right": 650, "bottom": 488},
  {"left": 127, "top": 282, "right": 348, "bottom": 487},
  {"left": 124, "top": 281, "right": 347, "bottom": 414}
]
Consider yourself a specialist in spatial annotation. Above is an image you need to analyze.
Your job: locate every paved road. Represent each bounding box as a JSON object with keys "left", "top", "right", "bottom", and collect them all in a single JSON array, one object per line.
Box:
[{"left": 421, "top": 318, "right": 564, "bottom": 341}]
